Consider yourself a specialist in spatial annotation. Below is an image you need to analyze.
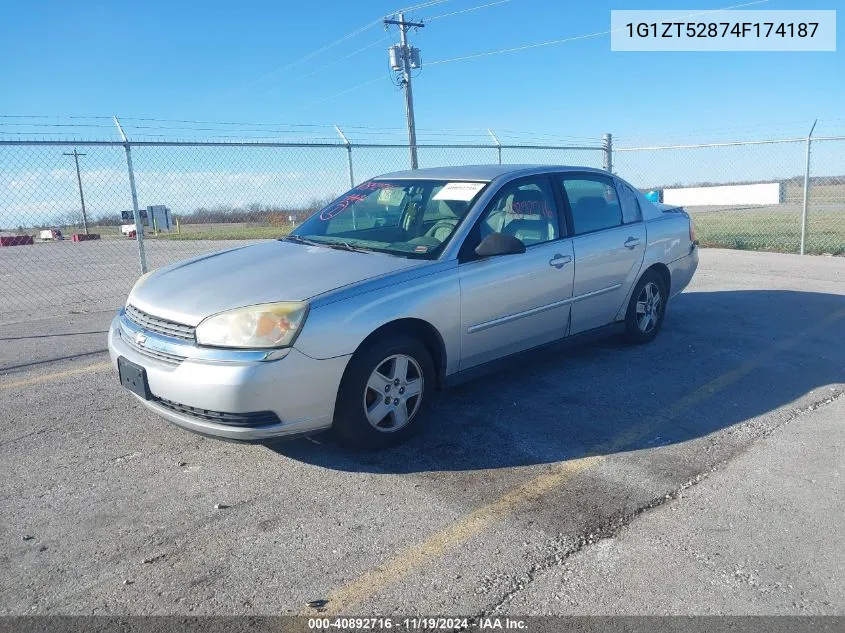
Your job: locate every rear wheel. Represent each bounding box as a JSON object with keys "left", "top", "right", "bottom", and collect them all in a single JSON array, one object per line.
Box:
[
  {"left": 624, "top": 269, "right": 667, "bottom": 344},
  {"left": 333, "top": 335, "right": 435, "bottom": 449}
]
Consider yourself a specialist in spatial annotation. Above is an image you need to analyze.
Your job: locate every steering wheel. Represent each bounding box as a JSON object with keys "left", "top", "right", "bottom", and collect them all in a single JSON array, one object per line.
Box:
[{"left": 425, "top": 219, "right": 459, "bottom": 242}]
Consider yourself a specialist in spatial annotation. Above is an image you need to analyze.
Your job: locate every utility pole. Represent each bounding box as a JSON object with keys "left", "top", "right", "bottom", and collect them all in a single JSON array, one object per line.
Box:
[
  {"left": 63, "top": 148, "right": 89, "bottom": 234},
  {"left": 602, "top": 133, "right": 613, "bottom": 173},
  {"left": 385, "top": 12, "right": 424, "bottom": 169}
]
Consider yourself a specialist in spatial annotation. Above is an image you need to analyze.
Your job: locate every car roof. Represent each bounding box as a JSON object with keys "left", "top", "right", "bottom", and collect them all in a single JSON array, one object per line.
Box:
[{"left": 373, "top": 164, "right": 610, "bottom": 182}]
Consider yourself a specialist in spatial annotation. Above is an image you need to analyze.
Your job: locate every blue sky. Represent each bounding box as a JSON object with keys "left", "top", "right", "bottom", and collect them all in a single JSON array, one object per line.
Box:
[
  {"left": 2, "top": 0, "right": 843, "bottom": 143},
  {"left": 2, "top": 0, "right": 843, "bottom": 227}
]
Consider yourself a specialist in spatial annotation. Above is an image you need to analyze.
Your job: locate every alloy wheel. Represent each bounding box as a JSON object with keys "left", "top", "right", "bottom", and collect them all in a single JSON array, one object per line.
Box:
[
  {"left": 362, "top": 354, "right": 424, "bottom": 433},
  {"left": 636, "top": 281, "right": 662, "bottom": 334}
]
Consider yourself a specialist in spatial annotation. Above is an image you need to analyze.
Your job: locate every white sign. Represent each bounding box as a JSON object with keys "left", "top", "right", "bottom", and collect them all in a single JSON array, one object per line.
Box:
[
  {"left": 663, "top": 182, "right": 784, "bottom": 207},
  {"left": 433, "top": 182, "right": 486, "bottom": 201},
  {"left": 610, "top": 10, "right": 836, "bottom": 52}
]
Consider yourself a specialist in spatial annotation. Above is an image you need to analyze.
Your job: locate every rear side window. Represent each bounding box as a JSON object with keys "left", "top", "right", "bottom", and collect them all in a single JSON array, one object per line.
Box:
[
  {"left": 560, "top": 177, "right": 623, "bottom": 234},
  {"left": 617, "top": 181, "right": 643, "bottom": 224}
]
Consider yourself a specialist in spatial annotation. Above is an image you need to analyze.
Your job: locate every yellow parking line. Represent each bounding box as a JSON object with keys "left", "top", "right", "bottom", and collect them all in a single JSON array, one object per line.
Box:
[
  {"left": 321, "top": 305, "right": 845, "bottom": 614},
  {"left": 324, "top": 456, "right": 601, "bottom": 613},
  {"left": 0, "top": 361, "right": 112, "bottom": 391}
]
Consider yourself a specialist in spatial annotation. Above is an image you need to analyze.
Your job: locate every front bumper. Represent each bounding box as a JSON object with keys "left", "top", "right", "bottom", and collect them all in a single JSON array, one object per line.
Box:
[{"left": 107, "top": 311, "right": 350, "bottom": 441}]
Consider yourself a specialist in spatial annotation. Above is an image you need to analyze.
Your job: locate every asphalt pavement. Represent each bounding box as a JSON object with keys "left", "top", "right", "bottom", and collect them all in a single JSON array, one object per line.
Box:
[
  {"left": 500, "top": 394, "right": 845, "bottom": 615},
  {"left": 1, "top": 248, "right": 843, "bottom": 616}
]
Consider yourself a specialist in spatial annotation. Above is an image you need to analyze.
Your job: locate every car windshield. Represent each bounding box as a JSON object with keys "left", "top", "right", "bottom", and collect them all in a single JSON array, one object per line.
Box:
[{"left": 287, "top": 179, "right": 488, "bottom": 258}]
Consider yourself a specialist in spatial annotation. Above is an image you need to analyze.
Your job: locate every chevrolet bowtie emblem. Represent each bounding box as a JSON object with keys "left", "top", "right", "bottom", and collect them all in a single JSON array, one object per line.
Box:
[{"left": 135, "top": 332, "right": 147, "bottom": 346}]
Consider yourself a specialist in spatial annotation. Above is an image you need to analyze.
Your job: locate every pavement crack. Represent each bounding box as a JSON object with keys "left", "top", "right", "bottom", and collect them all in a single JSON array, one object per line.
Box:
[
  {"left": 478, "top": 387, "right": 845, "bottom": 617},
  {"left": 478, "top": 468, "right": 719, "bottom": 618}
]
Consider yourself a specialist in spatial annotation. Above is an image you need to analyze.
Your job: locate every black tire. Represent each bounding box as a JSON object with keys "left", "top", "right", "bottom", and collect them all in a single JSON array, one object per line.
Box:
[
  {"left": 624, "top": 269, "right": 668, "bottom": 344},
  {"left": 333, "top": 335, "right": 435, "bottom": 449}
]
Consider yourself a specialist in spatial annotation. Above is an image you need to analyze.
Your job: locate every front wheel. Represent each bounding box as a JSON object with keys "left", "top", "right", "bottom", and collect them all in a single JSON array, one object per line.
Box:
[
  {"left": 624, "top": 270, "right": 667, "bottom": 344},
  {"left": 333, "top": 335, "right": 435, "bottom": 449}
]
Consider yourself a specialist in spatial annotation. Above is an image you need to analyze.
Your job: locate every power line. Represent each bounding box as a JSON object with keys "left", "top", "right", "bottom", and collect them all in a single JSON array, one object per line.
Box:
[
  {"left": 120, "top": 117, "right": 335, "bottom": 128},
  {"left": 0, "top": 116, "right": 606, "bottom": 142},
  {"left": 218, "top": 0, "right": 451, "bottom": 99},
  {"left": 427, "top": 32, "right": 603, "bottom": 66},
  {"left": 295, "top": 76, "right": 387, "bottom": 110},
  {"left": 0, "top": 122, "right": 118, "bottom": 128},
  {"left": 396, "top": 0, "right": 451, "bottom": 13},
  {"left": 428, "top": 0, "right": 769, "bottom": 66},
  {"left": 219, "top": 19, "right": 384, "bottom": 99},
  {"left": 124, "top": 124, "right": 348, "bottom": 134},
  {"left": 259, "top": 35, "right": 391, "bottom": 97},
  {"left": 425, "top": 0, "right": 510, "bottom": 21},
  {"left": 0, "top": 114, "right": 113, "bottom": 120}
]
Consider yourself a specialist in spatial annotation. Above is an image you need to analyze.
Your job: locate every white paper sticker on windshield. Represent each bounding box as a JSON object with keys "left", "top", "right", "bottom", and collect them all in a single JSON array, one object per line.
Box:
[{"left": 432, "top": 182, "right": 485, "bottom": 201}]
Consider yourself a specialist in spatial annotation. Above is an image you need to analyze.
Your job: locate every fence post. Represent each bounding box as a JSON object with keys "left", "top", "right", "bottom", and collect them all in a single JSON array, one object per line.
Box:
[
  {"left": 335, "top": 125, "right": 354, "bottom": 188},
  {"left": 603, "top": 133, "right": 613, "bottom": 173},
  {"left": 114, "top": 116, "right": 148, "bottom": 274},
  {"left": 488, "top": 129, "right": 502, "bottom": 164},
  {"left": 799, "top": 119, "right": 817, "bottom": 255}
]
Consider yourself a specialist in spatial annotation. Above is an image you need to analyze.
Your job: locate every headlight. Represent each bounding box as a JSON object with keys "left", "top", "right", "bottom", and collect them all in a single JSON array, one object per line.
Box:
[{"left": 195, "top": 302, "right": 308, "bottom": 349}]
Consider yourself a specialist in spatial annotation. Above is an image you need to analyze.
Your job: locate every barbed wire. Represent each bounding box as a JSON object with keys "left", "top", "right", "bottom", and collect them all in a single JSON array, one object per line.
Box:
[{"left": 3, "top": 114, "right": 841, "bottom": 148}]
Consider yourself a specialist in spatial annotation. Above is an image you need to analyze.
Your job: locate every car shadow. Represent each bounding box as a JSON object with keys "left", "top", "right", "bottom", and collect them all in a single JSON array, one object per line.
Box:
[{"left": 264, "top": 289, "right": 845, "bottom": 473}]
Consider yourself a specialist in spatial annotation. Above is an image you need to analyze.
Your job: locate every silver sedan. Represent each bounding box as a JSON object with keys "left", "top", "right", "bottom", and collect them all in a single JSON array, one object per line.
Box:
[{"left": 108, "top": 165, "right": 698, "bottom": 448}]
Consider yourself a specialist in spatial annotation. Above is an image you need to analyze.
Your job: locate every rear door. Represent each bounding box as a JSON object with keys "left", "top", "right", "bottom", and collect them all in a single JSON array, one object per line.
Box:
[
  {"left": 457, "top": 175, "right": 574, "bottom": 370},
  {"left": 557, "top": 173, "right": 646, "bottom": 335}
]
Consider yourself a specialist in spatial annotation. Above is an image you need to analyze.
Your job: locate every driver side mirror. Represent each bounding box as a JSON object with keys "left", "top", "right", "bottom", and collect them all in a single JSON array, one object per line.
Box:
[{"left": 474, "top": 232, "right": 526, "bottom": 258}]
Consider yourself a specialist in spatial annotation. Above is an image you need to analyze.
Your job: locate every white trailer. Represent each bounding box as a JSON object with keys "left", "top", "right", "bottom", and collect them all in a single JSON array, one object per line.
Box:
[
  {"left": 120, "top": 205, "right": 173, "bottom": 235},
  {"left": 39, "top": 228, "right": 64, "bottom": 240}
]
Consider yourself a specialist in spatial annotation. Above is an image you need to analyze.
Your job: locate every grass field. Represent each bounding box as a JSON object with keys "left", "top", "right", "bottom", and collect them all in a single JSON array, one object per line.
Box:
[
  {"left": 99, "top": 212, "right": 845, "bottom": 256},
  {"left": 7, "top": 223, "right": 294, "bottom": 242},
  {"left": 12, "top": 209, "right": 843, "bottom": 256},
  {"left": 149, "top": 224, "right": 292, "bottom": 240},
  {"left": 151, "top": 210, "right": 844, "bottom": 256},
  {"left": 692, "top": 210, "right": 844, "bottom": 256}
]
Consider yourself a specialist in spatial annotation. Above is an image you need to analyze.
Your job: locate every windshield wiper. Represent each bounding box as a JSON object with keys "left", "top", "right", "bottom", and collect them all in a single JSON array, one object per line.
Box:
[
  {"left": 282, "top": 235, "right": 324, "bottom": 247},
  {"left": 324, "top": 239, "right": 373, "bottom": 254},
  {"left": 284, "top": 234, "right": 373, "bottom": 253}
]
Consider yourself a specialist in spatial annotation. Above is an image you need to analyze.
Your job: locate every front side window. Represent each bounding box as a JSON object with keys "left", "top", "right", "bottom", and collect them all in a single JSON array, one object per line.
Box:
[
  {"left": 476, "top": 178, "right": 560, "bottom": 247},
  {"left": 561, "top": 177, "right": 623, "bottom": 234},
  {"left": 290, "top": 179, "right": 487, "bottom": 258}
]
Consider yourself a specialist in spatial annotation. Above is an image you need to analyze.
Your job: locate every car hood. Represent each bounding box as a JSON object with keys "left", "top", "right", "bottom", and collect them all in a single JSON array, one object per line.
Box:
[{"left": 129, "top": 240, "right": 427, "bottom": 326}]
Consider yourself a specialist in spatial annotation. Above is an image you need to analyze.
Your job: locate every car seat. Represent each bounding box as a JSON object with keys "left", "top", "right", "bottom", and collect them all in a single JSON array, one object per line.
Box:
[{"left": 501, "top": 189, "right": 554, "bottom": 245}]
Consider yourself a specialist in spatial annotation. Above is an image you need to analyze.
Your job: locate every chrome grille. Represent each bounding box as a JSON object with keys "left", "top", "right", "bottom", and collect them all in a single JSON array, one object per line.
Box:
[
  {"left": 121, "top": 332, "right": 186, "bottom": 366},
  {"left": 155, "top": 398, "right": 280, "bottom": 427},
  {"left": 125, "top": 304, "right": 195, "bottom": 341}
]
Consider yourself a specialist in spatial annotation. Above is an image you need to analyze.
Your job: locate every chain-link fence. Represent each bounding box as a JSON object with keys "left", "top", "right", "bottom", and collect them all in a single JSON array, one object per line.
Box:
[
  {"left": 0, "top": 138, "right": 604, "bottom": 321},
  {"left": 615, "top": 136, "right": 845, "bottom": 257},
  {"left": 1, "top": 134, "right": 843, "bottom": 321}
]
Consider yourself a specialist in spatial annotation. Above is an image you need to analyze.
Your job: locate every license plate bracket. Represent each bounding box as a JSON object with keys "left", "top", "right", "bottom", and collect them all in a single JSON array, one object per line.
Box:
[{"left": 117, "top": 356, "right": 152, "bottom": 400}]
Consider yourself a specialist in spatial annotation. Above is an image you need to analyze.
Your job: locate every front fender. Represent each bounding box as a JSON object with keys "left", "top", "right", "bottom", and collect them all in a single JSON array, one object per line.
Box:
[{"left": 293, "top": 265, "right": 462, "bottom": 376}]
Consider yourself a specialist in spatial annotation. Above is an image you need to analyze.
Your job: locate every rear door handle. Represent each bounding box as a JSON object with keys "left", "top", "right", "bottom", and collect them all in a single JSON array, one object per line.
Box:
[
  {"left": 549, "top": 254, "right": 572, "bottom": 269},
  {"left": 624, "top": 237, "right": 641, "bottom": 249}
]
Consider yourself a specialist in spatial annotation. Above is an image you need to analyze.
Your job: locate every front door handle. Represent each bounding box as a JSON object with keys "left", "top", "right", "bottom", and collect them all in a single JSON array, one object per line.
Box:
[
  {"left": 624, "top": 237, "right": 641, "bottom": 249},
  {"left": 549, "top": 254, "right": 572, "bottom": 269}
]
